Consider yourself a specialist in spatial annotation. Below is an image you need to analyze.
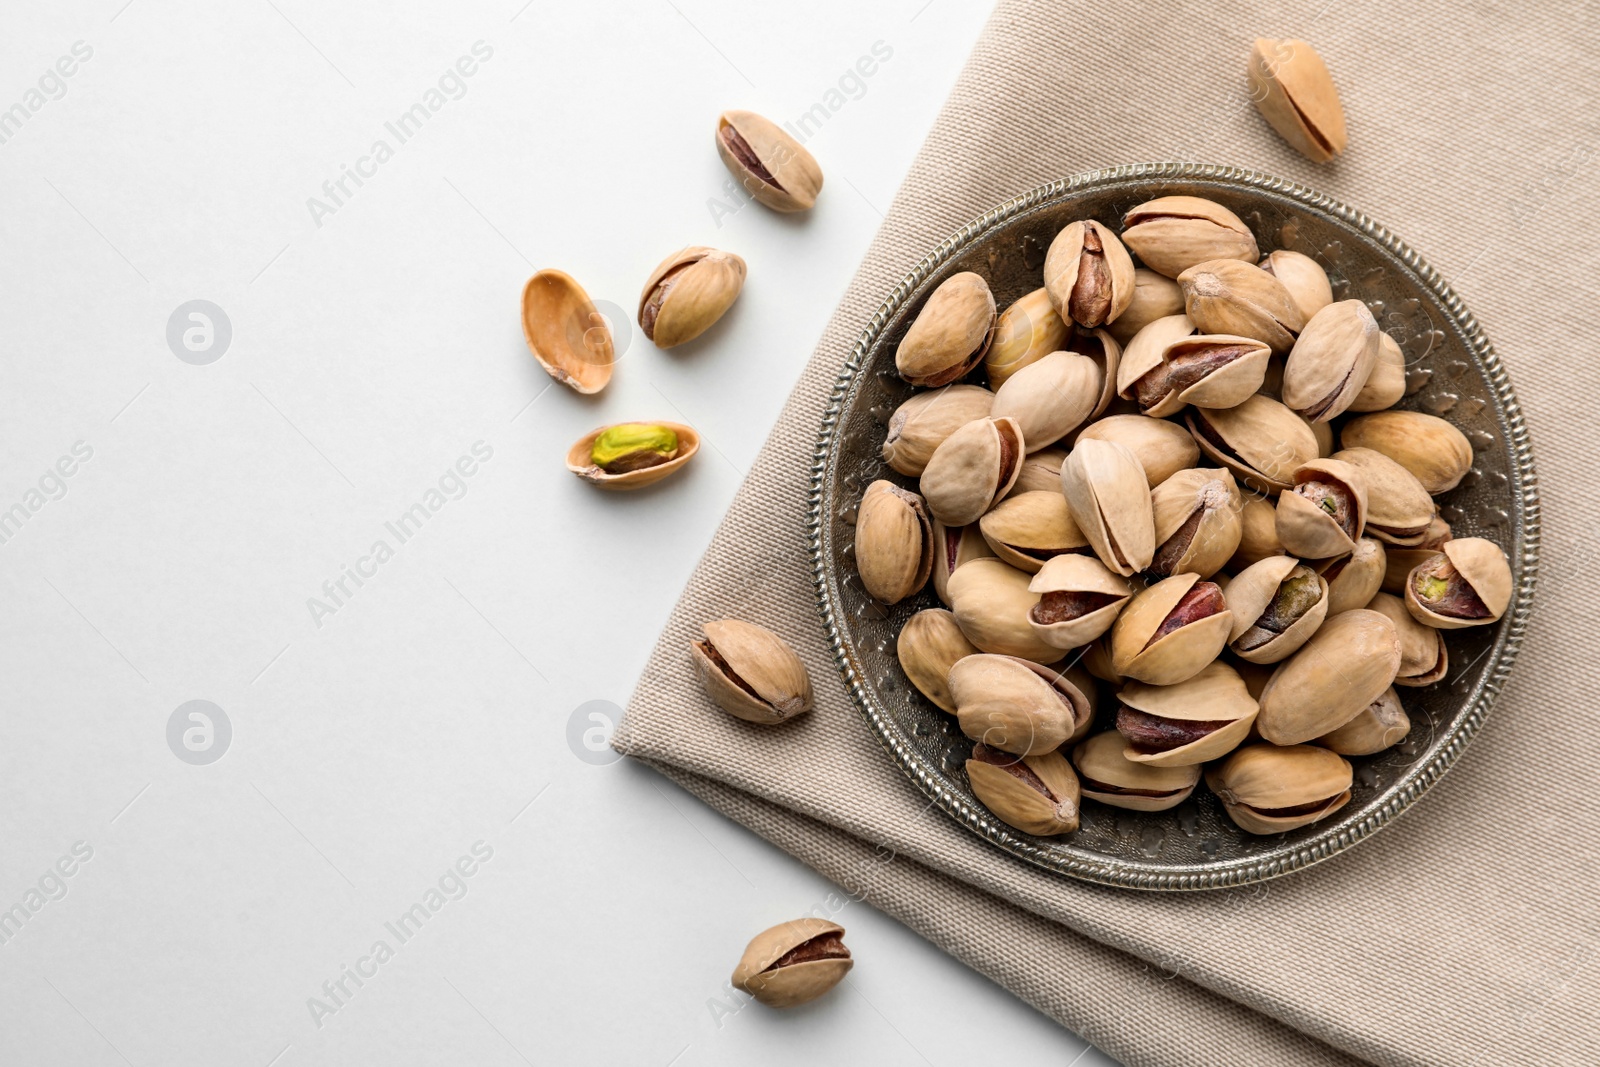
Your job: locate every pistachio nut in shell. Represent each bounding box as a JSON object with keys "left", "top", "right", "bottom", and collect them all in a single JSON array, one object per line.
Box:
[
  {"left": 895, "top": 271, "right": 997, "bottom": 387},
  {"left": 978, "top": 490, "right": 1089, "bottom": 574},
  {"left": 1043, "top": 220, "right": 1136, "bottom": 328},
  {"left": 1116, "top": 313, "right": 1195, "bottom": 400},
  {"left": 947, "top": 557, "right": 1061, "bottom": 662},
  {"left": 1404, "top": 537, "right": 1512, "bottom": 629},
  {"left": 1027, "top": 553, "right": 1132, "bottom": 650},
  {"left": 567, "top": 421, "right": 699, "bottom": 490},
  {"left": 731, "top": 919, "right": 850, "bottom": 1008},
  {"left": 1229, "top": 495, "right": 1285, "bottom": 572},
  {"left": 1318, "top": 687, "right": 1410, "bottom": 756},
  {"left": 992, "top": 351, "right": 1104, "bottom": 451},
  {"left": 966, "top": 743, "right": 1080, "bottom": 835},
  {"left": 897, "top": 608, "right": 979, "bottom": 713},
  {"left": 1187, "top": 393, "right": 1319, "bottom": 494},
  {"left": 715, "top": 109, "right": 823, "bottom": 212},
  {"left": 1006, "top": 446, "right": 1068, "bottom": 497},
  {"left": 882, "top": 384, "right": 995, "bottom": 477},
  {"left": 987, "top": 288, "right": 1070, "bottom": 388},
  {"left": 521, "top": 269, "right": 615, "bottom": 394},
  {"left": 1071, "top": 731, "right": 1200, "bottom": 812},
  {"left": 1274, "top": 457, "right": 1368, "bottom": 559},
  {"left": 920, "top": 416, "right": 1024, "bottom": 526},
  {"left": 1226, "top": 556, "right": 1330, "bottom": 664},
  {"left": 1108, "top": 269, "right": 1186, "bottom": 344},
  {"left": 1283, "top": 300, "right": 1379, "bottom": 423},
  {"left": 1341, "top": 410, "right": 1474, "bottom": 494},
  {"left": 637, "top": 247, "right": 746, "bottom": 348},
  {"left": 1060, "top": 438, "right": 1155, "bottom": 576},
  {"left": 690, "top": 619, "right": 814, "bottom": 725},
  {"left": 949, "top": 654, "right": 1090, "bottom": 755},
  {"left": 1131, "top": 334, "right": 1272, "bottom": 418},
  {"left": 1076, "top": 414, "right": 1200, "bottom": 488},
  {"left": 931, "top": 519, "right": 996, "bottom": 607},
  {"left": 1366, "top": 591, "right": 1447, "bottom": 686},
  {"left": 1116, "top": 661, "right": 1258, "bottom": 767},
  {"left": 1259, "top": 249, "right": 1333, "bottom": 323},
  {"left": 1248, "top": 39, "right": 1348, "bottom": 162},
  {"left": 1206, "top": 743, "right": 1353, "bottom": 835},
  {"left": 1348, "top": 331, "right": 1407, "bottom": 413},
  {"left": 1149, "top": 467, "right": 1242, "bottom": 579},
  {"left": 1110, "top": 572, "right": 1233, "bottom": 685},
  {"left": 1177, "top": 258, "right": 1306, "bottom": 352},
  {"left": 854, "top": 480, "right": 933, "bottom": 605},
  {"left": 1331, "top": 447, "right": 1434, "bottom": 544},
  {"left": 1121, "top": 196, "right": 1260, "bottom": 279},
  {"left": 1315, "top": 537, "right": 1386, "bottom": 615},
  {"left": 1256, "top": 608, "right": 1401, "bottom": 744}
]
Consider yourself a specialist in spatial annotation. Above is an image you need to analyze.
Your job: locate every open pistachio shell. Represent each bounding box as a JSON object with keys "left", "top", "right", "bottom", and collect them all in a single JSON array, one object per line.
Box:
[
  {"left": 1318, "top": 687, "right": 1410, "bottom": 755},
  {"left": 1121, "top": 196, "right": 1259, "bottom": 279},
  {"left": 987, "top": 288, "right": 1071, "bottom": 388},
  {"left": 1149, "top": 467, "right": 1242, "bottom": 578},
  {"left": 1341, "top": 410, "right": 1474, "bottom": 494},
  {"left": 522, "top": 269, "right": 616, "bottom": 394},
  {"left": 966, "top": 744, "right": 1081, "bottom": 835},
  {"left": 1116, "top": 314, "right": 1196, "bottom": 399},
  {"left": 882, "top": 384, "right": 995, "bottom": 477},
  {"left": 920, "top": 416, "right": 1024, "bottom": 527},
  {"left": 732, "top": 919, "right": 850, "bottom": 1008},
  {"left": 947, "top": 557, "right": 1060, "bottom": 663},
  {"left": 1108, "top": 269, "right": 1186, "bottom": 344},
  {"left": 1006, "top": 446, "right": 1069, "bottom": 497},
  {"left": 1110, "top": 572, "right": 1233, "bottom": 685},
  {"left": 992, "top": 352, "right": 1104, "bottom": 451},
  {"left": 1116, "top": 661, "right": 1258, "bottom": 767},
  {"left": 1177, "top": 258, "right": 1305, "bottom": 353},
  {"left": 931, "top": 519, "right": 996, "bottom": 607},
  {"left": 1229, "top": 495, "right": 1285, "bottom": 571},
  {"left": 1316, "top": 537, "right": 1387, "bottom": 615},
  {"left": 895, "top": 272, "right": 997, "bottom": 387},
  {"left": 1132, "top": 334, "right": 1271, "bottom": 417},
  {"left": 1348, "top": 331, "right": 1407, "bottom": 413},
  {"left": 715, "top": 110, "right": 824, "bottom": 212},
  {"left": 566, "top": 421, "right": 700, "bottom": 490},
  {"left": 1044, "top": 220, "right": 1137, "bottom": 328},
  {"left": 1027, "top": 554, "right": 1133, "bottom": 649},
  {"left": 1274, "top": 457, "right": 1368, "bottom": 559},
  {"left": 1187, "top": 394, "right": 1319, "bottom": 494},
  {"left": 1259, "top": 250, "right": 1333, "bottom": 323},
  {"left": 1206, "top": 743, "right": 1353, "bottom": 835},
  {"left": 1283, "top": 300, "right": 1379, "bottom": 423},
  {"left": 897, "top": 608, "right": 979, "bottom": 713},
  {"left": 1248, "top": 39, "right": 1348, "bottom": 162},
  {"left": 638, "top": 246, "right": 746, "bottom": 348},
  {"left": 1071, "top": 731, "right": 1200, "bottom": 812},
  {"left": 854, "top": 480, "right": 933, "bottom": 605},
  {"left": 977, "top": 491, "right": 1089, "bottom": 574},
  {"left": 1074, "top": 414, "right": 1200, "bottom": 487},
  {"left": 690, "top": 620, "right": 814, "bottom": 725},
  {"left": 1403, "top": 537, "right": 1512, "bottom": 630},
  {"left": 1256, "top": 608, "right": 1401, "bottom": 744},
  {"left": 950, "top": 654, "right": 1091, "bottom": 755},
  {"left": 1331, "top": 447, "right": 1434, "bottom": 544},
  {"left": 1226, "top": 556, "right": 1329, "bottom": 664},
  {"left": 1060, "top": 439, "right": 1155, "bottom": 576},
  {"left": 1366, "top": 592, "right": 1448, "bottom": 686}
]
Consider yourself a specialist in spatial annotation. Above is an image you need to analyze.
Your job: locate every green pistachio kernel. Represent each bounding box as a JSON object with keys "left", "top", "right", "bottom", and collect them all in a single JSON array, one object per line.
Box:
[
  {"left": 591, "top": 423, "right": 679, "bottom": 474},
  {"left": 1418, "top": 575, "right": 1450, "bottom": 602}
]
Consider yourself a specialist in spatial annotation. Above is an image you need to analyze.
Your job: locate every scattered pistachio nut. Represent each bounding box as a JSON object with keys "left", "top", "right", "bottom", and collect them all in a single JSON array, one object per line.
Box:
[
  {"left": 992, "top": 351, "right": 1104, "bottom": 451},
  {"left": 896, "top": 272, "right": 998, "bottom": 387},
  {"left": 1060, "top": 438, "right": 1155, "bottom": 576},
  {"left": 1404, "top": 537, "right": 1512, "bottom": 630},
  {"left": 522, "top": 268, "right": 615, "bottom": 394},
  {"left": 1121, "top": 196, "right": 1259, "bottom": 279},
  {"left": 1131, "top": 333, "right": 1272, "bottom": 417},
  {"left": 1348, "top": 330, "right": 1407, "bottom": 412},
  {"left": 1248, "top": 38, "right": 1348, "bottom": 163},
  {"left": 854, "top": 480, "right": 933, "bottom": 605},
  {"left": 1332, "top": 447, "right": 1435, "bottom": 544},
  {"left": 732, "top": 919, "right": 851, "bottom": 1008},
  {"left": 1149, "top": 467, "right": 1242, "bottom": 579},
  {"left": 919, "top": 416, "right": 1024, "bottom": 526},
  {"left": 566, "top": 421, "right": 699, "bottom": 489},
  {"left": 1274, "top": 457, "right": 1368, "bottom": 559},
  {"left": 1366, "top": 591, "right": 1448, "bottom": 686},
  {"left": 1075, "top": 413, "right": 1200, "bottom": 488},
  {"left": 1226, "top": 556, "right": 1330, "bottom": 664},
  {"left": 977, "top": 490, "right": 1089, "bottom": 574},
  {"left": 1110, "top": 572, "right": 1233, "bottom": 685},
  {"left": 715, "top": 109, "right": 823, "bottom": 212},
  {"left": 946, "top": 557, "right": 1060, "bottom": 662},
  {"left": 1316, "top": 537, "right": 1387, "bottom": 615},
  {"left": 1043, "top": 220, "right": 1136, "bottom": 328},
  {"left": 1027, "top": 553, "right": 1132, "bottom": 650},
  {"left": 949, "top": 653, "right": 1092, "bottom": 755},
  {"left": 1259, "top": 249, "right": 1333, "bottom": 323},
  {"left": 1187, "top": 393, "right": 1319, "bottom": 494},
  {"left": 966, "top": 743, "right": 1081, "bottom": 836},
  {"left": 690, "top": 620, "right": 814, "bottom": 725},
  {"left": 1206, "top": 743, "right": 1353, "bottom": 835},
  {"left": 637, "top": 246, "right": 746, "bottom": 348}
]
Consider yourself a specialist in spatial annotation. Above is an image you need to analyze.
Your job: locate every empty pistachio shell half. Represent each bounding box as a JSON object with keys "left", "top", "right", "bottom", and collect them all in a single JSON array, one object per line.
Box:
[
  {"left": 977, "top": 490, "right": 1089, "bottom": 574},
  {"left": 1283, "top": 300, "right": 1379, "bottom": 423},
  {"left": 1044, "top": 220, "right": 1136, "bottom": 328},
  {"left": 1177, "top": 258, "right": 1305, "bottom": 352},
  {"left": 1229, "top": 494, "right": 1285, "bottom": 572},
  {"left": 1256, "top": 608, "right": 1401, "bottom": 744},
  {"left": 1108, "top": 269, "right": 1187, "bottom": 344},
  {"left": 1027, "top": 553, "right": 1132, "bottom": 650},
  {"left": 1187, "top": 393, "right": 1319, "bottom": 495},
  {"left": 1071, "top": 730, "right": 1200, "bottom": 812},
  {"left": 1403, "top": 537, "right": 1512, "bottom": 629},
  {"left": 1259, "top": 249, "right": 1333, "bottom": 323},
  {"left": 881, "top": 384, "right": 995, "bottom": 477},
  {"left": 897, "top": 608, "right": 979, "bottom": 713},
  {"left": 966, "top": 743, "right": 1081, "bottom": 836},
  {"left": 715, "top": 109, "right": 823, "bottom": 212},
  {"left": 1116, "top": 660, "right": 1259, "bottom": 767},
  {"left": 1121, "top": 196, "right": 1259, "bottom": 279},
  {"left": 567, "top": 421, "right": 699, "bottom": 489},
  {"left": 987, "top": 287, "right": 1071, "bottom": 388},
  {"left": 521, "top": 269, "right": 615, "bottom": 394},
  {"left": 947, "top": 557, "right": 1060, "bottom": 662},
  {"left": 1206, "top": 743, "right": 1353, "bottom": 835},
  {"left": 919, "top": 416, "right": 1024, "bottom": 527},
  {"left": 1348, "top": 330, "right": 1407, "bottom": 412},
  {"left": 1061, "top": 438, "right": 1155, "bottom": 576},
  {"left": 931, "top": 519, "right": 996, "bottom": 607},
  {"left": 1341, "top": 410, "right": 1474, "bottom": 494},
  {"left": 690, "top": 619, "right": 814, "bottom": 725},
  {"left": 1110, "top": 572, "right": 1233, "bottom": 685},
  {"left": 1075, "top": 414, "right": 1200, "bottom": 488},
  {"left": 1149, "top": 467, "right": 1242, "bottom": 579},
  {"left": 949, "top": 653, "right": 1091, "bottom": 755},
  {"left": 1316, "top": 537, "right": 1387, "bottom": 615},
  {"left": 854, "top": 480, "right": 932, "bottom": 605},
  {"left": 1227, "top": 556, "right": 1330, "bottom": 664},
  {"left": 1331, "top": 447, "right": 1435, "bottom": 544},
  {"left": 732, "top": 919, "right": 851, "bottom": 1008},
  {"left": 1248, "top": 38, "right": 1348, "bottom": 163},
  {"left": 1366, "top": 592, "right": 1448, "bottom": 686},
  {"left": 637, "top": 246, "right": 746, "bottom": 348},
  {"left": 1317, "top": 687, "right": 1410, "bottom": 756},
  {"left": 1275, "top": 457, "right": 1368, "bottom": 559}
]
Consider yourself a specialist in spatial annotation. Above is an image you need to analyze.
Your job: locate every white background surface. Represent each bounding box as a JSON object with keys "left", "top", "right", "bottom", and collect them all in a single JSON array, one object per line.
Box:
[{"left": 0, "top": 0, "right": 1124, "bottom": 1063}]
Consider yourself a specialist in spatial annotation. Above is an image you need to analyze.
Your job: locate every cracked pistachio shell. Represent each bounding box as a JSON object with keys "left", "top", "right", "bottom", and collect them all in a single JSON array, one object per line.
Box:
[
  {"left": 1318, "top": 687, "right": 1410, "bottom": 756},
  {"left": 1109, "top": 269, "right": 1186, "bottom": 344},
  {"left": 522, "top": 269, "right": 615, "bottom": 394},
  {"left": 1061, "top": 439, "right": 1155, "bottom": 576},
  {"left": 947, "top": 557, "right": 1060, "bottom": 662},
  {"left": 1259, "top": 250, "right": 1333, "bottom": 323},
  {"left": 978, "top": 491, "right": 1089, "bottom": 574},
  {"left": 1348, "top": 331, "right": 1407, "bottom": 412},
  {"left": 1075, "top": 414, "right": 1200, "bottom": 488},
  {"left": 987, "top": 288, "right": 1071, "bottom": 388},
  {"left": 1110, "top": 573, "right": 1233, "bottom": 685},
  {"left": 1248, "top": 39, "right": 1348, "bottom": 162},
  {"left": 1274, "top": 458, "right": 1369, "bottom": 559},
  {"left": 881, "top": 385, "right": 995, "bottom": 476},
  {"left": 1403, "top": 537, "right": 1512, "bottom": 630},
  {"left": 1206, "top": 744, "right": 1352, "bottom": 835},
  {"left": 966, "top": 745, "right": 1081, "bottom": 835},
  {"left": 715, "top": 110, "right": 823, "bottom": 212},
  {"left": 1316, "top": 537, "right": 1387, "bottom": 615},
  {"left": 1135, "top": 334, "right": 1273, "bottom": 418},
  {"left": 897, "top": 608, "right": 979, "bottom": 713},
  {"left": 1365, "top": 592, "right": 1447, "bottom": 686},
  {"left": 1225, "top": 556, "right": 1330, "bottom": 664},
  {"left": 1006, "top": 446, "right": 1068, "bottom": 497},
  {"left": 638, "top": 247, "right": 746, "bottom": 348},
  {"left": 1178, "top": 259, "right": 1306, "bottom": 352},
  {"left": 1072, "top": 731, "right": 1200, "bottom": 811},
  {"left": 1256, "top": 608, "right": 1401, "bottom": 744},
  {"left": 566, "top": 421, "right": 699, "bottom": 490},
  {"left": 854, "top": 480, "right": 933, "bottom": 605},
  {"left": 1229, "top": 495, "right": 1284, "bottom": 571},
  {"left": 1044, "top": 220, "right": 1137, "bottom": 328},
  {"left": 1341, "top": 410, "right": 1474, "bottom": 494},
  {"left": 1121, "top": 196, "right": 1260, "bottom": 279},
  {"left": 690, "top": 620, "right": 814, "bottom": 725},
  {"left": 1283, "top": 300, "right": 1379, "bottom": 423},
  {"left": 1188, "top": 394, "right": 1320, "bottom": 495},
  {"left": 920, "top": 417, "right": 1024, "bottom": 527},
  {"left": 950, "top": 654, "right": 1091, "bottom": 755},
  {"left": 732, "top": 919, "right": 850, "bottom": 1008},
  {"left": 1027, "top": 554, "right": 1133, "bottom": 649},
  {"left": 895, "top": 272, "right": 997, "bottom": 387},
  {"left": 1117, "top": 314, "right": 1197, "bottom": 399},
  {"left": 1149, "top": 467, "right": 1242, "bottom": 579},
  {"left": 1331, "top": 447, "right": 1434, "bottom": 544},
  {"left": 1118, "top": 661, "right": 1259, "bottom": 767},
  {"left": 931, "top": 519, "right": 996, "bottom": 607},
  {"left": 993, "top": 352, "right": 1104, "bottom": 451}
]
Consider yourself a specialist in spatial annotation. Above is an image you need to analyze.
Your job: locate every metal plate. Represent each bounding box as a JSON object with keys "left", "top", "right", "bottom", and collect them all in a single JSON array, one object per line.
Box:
[{"left": 808, "top": 163, "right": 1539, "bottom": 890}]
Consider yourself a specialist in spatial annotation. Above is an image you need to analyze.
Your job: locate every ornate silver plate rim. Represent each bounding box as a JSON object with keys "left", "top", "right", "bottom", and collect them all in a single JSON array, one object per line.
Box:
[{"left": 807, "top": 162, "right": 1540, "bottom": 891}]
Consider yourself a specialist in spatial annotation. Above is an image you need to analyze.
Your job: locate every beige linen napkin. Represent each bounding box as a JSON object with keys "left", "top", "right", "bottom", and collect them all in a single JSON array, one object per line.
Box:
[{"left": 615, "top": 1, "right": 1600, "bottom": 1064}]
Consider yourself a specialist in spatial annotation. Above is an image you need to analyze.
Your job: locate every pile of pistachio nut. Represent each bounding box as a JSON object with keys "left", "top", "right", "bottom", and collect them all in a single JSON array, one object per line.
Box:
[{"left": 855, "top": 195, "right": 1513, "bottom": 839}]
